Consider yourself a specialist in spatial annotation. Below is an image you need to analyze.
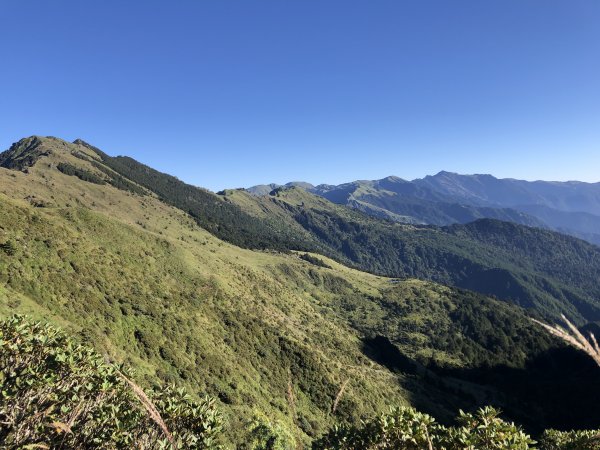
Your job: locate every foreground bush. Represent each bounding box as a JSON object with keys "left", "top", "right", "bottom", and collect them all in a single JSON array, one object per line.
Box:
[
  {"left": 0, "top": 315, "right": 222, "bottom": 449},
  {"left": 539, "top": 429, "right": 600, "bottom": 449},
  {"left": 313, "top": 406, "right": 439, "bottom": 449},
  {"left": 313, "top": 406, "right": 534, "bottom": 449},
  {"left": 2, "top": 314, "right": 598, "bottom": 449},
  {"left": 444, "top": 407, "right": 535, "bottom": 449}
]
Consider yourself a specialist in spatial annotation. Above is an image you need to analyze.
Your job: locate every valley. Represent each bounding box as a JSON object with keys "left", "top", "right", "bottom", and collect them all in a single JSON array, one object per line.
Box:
[{"left": 1, "top": 136, "right": 599, "bottom": 447}]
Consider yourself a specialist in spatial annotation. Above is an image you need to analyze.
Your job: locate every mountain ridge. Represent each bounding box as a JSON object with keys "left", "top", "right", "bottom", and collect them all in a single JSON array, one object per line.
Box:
[
  {"left": 248, "top": 172, "right": 600, "bottom": 245},
  {"left": 4, "top": 136, "right": 600, "bottom": 324},
  {"left": 2, "top": 135, "right": 600, "bottom": 443}
]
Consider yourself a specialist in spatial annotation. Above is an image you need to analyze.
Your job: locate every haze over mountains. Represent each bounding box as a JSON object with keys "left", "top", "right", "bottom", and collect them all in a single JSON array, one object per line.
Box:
[{"left": 248, "top": 173, "right": 600, "bottom": 246}]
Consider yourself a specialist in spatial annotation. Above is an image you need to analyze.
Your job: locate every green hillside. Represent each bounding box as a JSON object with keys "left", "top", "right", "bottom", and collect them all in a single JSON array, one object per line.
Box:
[
  {"left": 224, "top": 187, "right": 600, "bottom": 324},
  {"left": 6, "top": 316, "right": 598, "bottom": 450},
  {"left": 28, "top": 136, "right": 599, "bottom": 324},
  {"left": 1, "top": 136, "right": 599, "bottom": 446}
]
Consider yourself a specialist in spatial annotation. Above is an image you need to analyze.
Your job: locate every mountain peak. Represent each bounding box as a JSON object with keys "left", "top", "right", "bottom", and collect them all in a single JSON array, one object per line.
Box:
[
  {"left": 73, "top": 138, "right": 100, "bottom": 151},
  {"left": 379, "top": 175, "right": 406, "bottom": 183},
  {"left": 435, "top": 170, "right": 455, "bottom": 176},
  {"left": 247, "top": 181, "right": 315, "bottom": 196},
  {"left": 246, "top": 183, "right": 281, "bottom": 196},
  {"left": 0, "top": 136, "right": 53, "bottom": 171},
  {"left": 284, "top": 181, "right": 315, "bottom": 190},
  {"left": 431, "top": 170, "right": 498, "bottom": 181},
  {"left": 0, "top": 136, "right": 109, "bottom": 174}
]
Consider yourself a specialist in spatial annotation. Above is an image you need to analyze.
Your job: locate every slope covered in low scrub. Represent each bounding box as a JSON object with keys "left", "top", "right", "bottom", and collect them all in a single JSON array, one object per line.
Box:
[
  {"left": 1, "top": 136, "right": 599, "bottom": 445},
  {"left": 2, "top": 315, "right": 598, "bottom": 449}
]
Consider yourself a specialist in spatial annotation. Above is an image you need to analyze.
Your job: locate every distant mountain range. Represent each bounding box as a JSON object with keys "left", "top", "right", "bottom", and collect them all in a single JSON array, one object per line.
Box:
[{"left": 247, "top": 172, "right": 600, "bottom": 245}]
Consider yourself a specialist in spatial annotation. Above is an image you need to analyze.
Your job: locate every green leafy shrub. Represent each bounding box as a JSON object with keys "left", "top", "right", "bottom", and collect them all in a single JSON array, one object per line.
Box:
[
  {"left": 313, "top": 406, "right": 440, "bottom": 449},
  {"left": 443, "top": 406, "right": 535, "bottom": 450},
  {"left": 299, "top": 253, "right": 332, "bottom": 269},
  {"left": 0, "top": 315, "right": 223, "bottom": 449},
  {"left": 240, "top": 412, "right": 296, "bottom": 450},
  {"left": 0, "top": 240, "right": 16, "bottom": 256},
  {"left": 313, "top": 406, "right": 535, "bottom": 450},
  {"left": 539, "top": 429, "right": 600, "bottom": 449}
]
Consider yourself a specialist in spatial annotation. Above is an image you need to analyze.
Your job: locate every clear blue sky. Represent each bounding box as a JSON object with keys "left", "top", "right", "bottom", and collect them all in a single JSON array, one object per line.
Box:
[{"left": 1, "top": 1, "right": 599, "bottom": 190}]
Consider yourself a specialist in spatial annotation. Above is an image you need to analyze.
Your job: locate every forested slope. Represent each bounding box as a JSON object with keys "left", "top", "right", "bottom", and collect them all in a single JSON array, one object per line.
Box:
[
  {"left": 23, "top": 136, "right": 597, "bottom": 324},
  {"left": 1, "top": 136, "right": 599, "bottom": 446},
  {"left": 224, "top": 187, "right": 600, "bottom": 324}
]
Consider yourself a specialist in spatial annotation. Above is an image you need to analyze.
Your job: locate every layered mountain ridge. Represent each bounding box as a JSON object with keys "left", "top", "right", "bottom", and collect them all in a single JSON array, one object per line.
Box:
[{"left": 248, "top": 172, "right": 600, "bottom": 245}]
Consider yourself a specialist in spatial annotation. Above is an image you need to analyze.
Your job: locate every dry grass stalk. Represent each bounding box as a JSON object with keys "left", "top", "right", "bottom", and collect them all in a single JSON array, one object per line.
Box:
[
  {"left": 532, "top": 314, "right": 600, "bottom": 367},
  {"left": 331, "top": 378, "right": 350, "bottom": 414},
  {"left": 117, "top": 370, "right": 175, "bottom": 448},
  {"left": 286, "top": 374, "right": 297, "bottom": 423},
  {"left": 425, "top": 428, "right": 434, "bottom": 450},
  {"left": 286, "top": 373, "right": 305, "bottom": 450}
]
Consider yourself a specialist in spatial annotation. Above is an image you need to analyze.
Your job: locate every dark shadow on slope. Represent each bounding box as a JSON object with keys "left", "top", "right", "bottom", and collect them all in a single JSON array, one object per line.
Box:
[
  {"left": 362, "top": 335, "right": 419, "bottom": 375},
  {"left": 361, "top": 336, "right": 600, "bottom": 434},
  {"left": 430, "top": 346, "right": 600, "bottom": 433}
]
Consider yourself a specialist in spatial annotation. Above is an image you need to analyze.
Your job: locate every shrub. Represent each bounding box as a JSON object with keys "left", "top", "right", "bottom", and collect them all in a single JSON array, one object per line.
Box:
[
  {"left": 240, "top": 412, "right": 296, "bottom": 450},
  {"left": 0, "top": 240, "right": 16, "bottom": 256},
  {"left": 0, "top": 314, "right": 223, "bottom": 449},
  {"left": 313, "top": 406, "right": 535, "bottom": 450},
  {"left": 313, "top": 406, "right": 440, "bottom": 449},
  {"left": 539, "top": 429, "right": 600, "bottom": 449},
  {"left": 299, "top": 253, "right": 332, "bottom": 269},
  {"left": 442, "top": 406, "right": 535, "bottom": 450},
  {"left": 57, "top": 162, "right": 106, "bottom": 185}
]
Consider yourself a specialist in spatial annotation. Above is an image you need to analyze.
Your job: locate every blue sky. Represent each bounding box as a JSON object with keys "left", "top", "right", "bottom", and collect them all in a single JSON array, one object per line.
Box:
[{"left": 1, "top": 1, "right": 599, "bottom": 190}]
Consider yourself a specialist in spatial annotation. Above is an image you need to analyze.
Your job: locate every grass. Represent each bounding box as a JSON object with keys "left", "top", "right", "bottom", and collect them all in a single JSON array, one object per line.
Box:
[
  {"left": 226, "top": 186, "right": 600, "bottom": 325},
  {"left": 533, "top": 315, "right": 600, "bottom": 367},
  {"left": 1, "top": 136, "right": 599, "bottom": 445},
  {"left": 0, "top": 150, "right": 414, "bottom": 444}
]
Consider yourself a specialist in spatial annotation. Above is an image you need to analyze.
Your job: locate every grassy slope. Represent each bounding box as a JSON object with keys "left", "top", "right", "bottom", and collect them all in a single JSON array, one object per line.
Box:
[
  {"left": 66, "top": 136, "right": 600, "bottom": 324},
  {"left": 0, "top": 157, "right": 407, "bottom": 444},
  {"left": 1, "top": 137, "right": 599, "bottom": 443},
  {"left": 223, "top": 187, "right": 600, "bottom": 324}
]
